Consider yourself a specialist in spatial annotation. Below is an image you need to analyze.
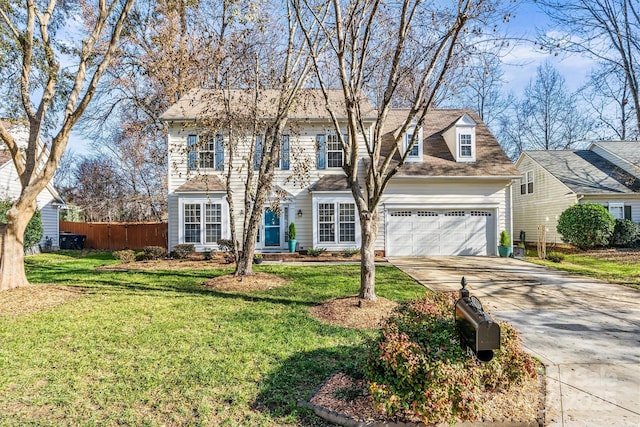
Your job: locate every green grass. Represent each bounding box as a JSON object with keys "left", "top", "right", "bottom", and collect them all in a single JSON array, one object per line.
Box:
[
  {"left": 0, "top": 252, "right": 426, "bottom": 426},
  {"left": 528, "top": 253, "right": 640, "bottom": 290}
]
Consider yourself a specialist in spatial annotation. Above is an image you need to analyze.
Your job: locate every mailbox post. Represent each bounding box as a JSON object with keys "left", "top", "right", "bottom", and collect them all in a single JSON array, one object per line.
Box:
[{"left": 454, "top": 277, "right": 500, "bottom": 362}]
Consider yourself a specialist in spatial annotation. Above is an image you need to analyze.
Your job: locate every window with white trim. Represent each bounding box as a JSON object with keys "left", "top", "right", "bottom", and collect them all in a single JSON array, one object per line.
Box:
[
  {"left": 459, "top": 133, "right": 472, "bottom": 157},
  {"left": 187, "top": 134, "right": 224, "bottom": 171},
  {"left": 608, "top": 203, "right": 624, "bottom": 220},
  {"left": 181, "top": 200, "right": 224, "bottom": 245},
  {"left": 318, "top": 203, "right": 335, "bottom": 242},
  {"left": 317, "top": 202, "right": 357, "bottom": 243},
  {"left": 184, "top": 203, "right": 201, "bottom": 243},
  {"left": 339, "top": 203, "right": 356, "bottom": 242},
  {"left": 316, "top": 133, "right": 346, "bottom": 169},
  {"left": 521, "top": 171, "right": 534, "bottom": 194}
]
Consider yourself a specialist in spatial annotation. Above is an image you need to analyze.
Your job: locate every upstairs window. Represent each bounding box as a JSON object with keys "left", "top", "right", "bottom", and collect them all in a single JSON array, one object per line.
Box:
[
  {"left": 521, "top": 171, "right": 534, "bottom": 194},
  {"left": 187, "top": 134, "right": 224, "bottom": 171},
  {"left": 316, "top": 133, "right": 346, "bottom": 169},
  {"left": 459, "top": 133, "right": 472, "bottom": 157},
  {"left": 254, "top": 134, "right": 290, "bottom": 171}
]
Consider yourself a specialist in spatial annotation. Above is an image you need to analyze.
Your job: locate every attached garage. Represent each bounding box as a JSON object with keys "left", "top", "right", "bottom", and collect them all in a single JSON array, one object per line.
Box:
[{"left": 386, "top": 209, "right": 496, "bottom": 256}]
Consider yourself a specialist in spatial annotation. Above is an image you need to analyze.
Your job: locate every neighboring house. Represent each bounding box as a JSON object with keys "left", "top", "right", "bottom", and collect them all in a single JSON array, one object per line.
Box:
[
  {"left": 0, "top": 120, "right": 66, "bottom": 250},
  {"left": 514, "top": 142, "right": 640, "bottom": 245},
  {"left": 161, "top": 89, "right": 519, "bottom": 256}
]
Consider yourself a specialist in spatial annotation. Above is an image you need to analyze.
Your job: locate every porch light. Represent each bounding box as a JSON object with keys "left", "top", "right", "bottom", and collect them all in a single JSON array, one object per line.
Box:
[{"left": 297, "top": 209, "right": 303, "bottom": 217}]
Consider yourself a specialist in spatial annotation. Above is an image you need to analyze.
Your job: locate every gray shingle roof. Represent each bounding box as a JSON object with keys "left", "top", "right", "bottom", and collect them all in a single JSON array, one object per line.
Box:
[
  {"left": 592, "top": 141, "right": 640, "bottom": 167},
  {"left": 160, "top": 88, "right": 376, "bottom": 121},
  {"left": 526, "top": 150, "right": 640, "bottom": 194}
]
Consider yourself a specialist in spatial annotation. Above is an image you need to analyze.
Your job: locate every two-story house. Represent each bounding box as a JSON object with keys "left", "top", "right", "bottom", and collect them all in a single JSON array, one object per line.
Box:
[
  {"left": 161, "top": 89, "right": 519, "bottom": 256},
  {"left": 514, "top": 142, "right": 640, "bottom": 245}
]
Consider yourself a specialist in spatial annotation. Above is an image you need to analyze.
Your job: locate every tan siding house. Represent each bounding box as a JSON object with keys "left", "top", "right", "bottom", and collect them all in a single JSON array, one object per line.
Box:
[
  {"left": 514, "top": 142, "right": 640, "bottom": 245},
  {"left": 161, "top": 89, "right": 518, "bottom": 256}
]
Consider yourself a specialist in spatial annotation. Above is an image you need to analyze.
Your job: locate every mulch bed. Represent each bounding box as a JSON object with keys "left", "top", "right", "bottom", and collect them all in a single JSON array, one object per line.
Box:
[{"left": 0, "top": 285, "right": 85, "bottom": 316}]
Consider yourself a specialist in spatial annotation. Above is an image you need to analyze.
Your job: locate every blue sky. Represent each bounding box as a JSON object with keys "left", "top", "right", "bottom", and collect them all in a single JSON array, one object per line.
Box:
[
  {"left": 66, "top": 1, "right": 596, "bottom": 155},
  {"left": 501, "top": 1, "right": 596, "bottom": 94}
]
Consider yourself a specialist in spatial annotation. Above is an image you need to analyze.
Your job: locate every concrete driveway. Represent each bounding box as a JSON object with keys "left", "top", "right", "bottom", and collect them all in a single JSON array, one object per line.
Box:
[{"left": 388, "top": 256, "right": 640, "bottom": 427}]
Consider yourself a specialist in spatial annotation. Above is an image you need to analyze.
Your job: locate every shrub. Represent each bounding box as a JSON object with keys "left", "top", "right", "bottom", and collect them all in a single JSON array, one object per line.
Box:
[
  {"left": 611, "top": 219, "right": 639, "bottom": 247},
  {"left": 362, "top": 292, "right": 537, "bottom": 425},
  {"left": 499, "top": 230, "right": 510, "bottom": 247},
  {"left": 171, "top": 244, "right": 195, "bottom": 259},
  {"left": 216, "top": 239, "right": 237, "bottom": 263},
  {"left": 288, "top": 222, "right": 296, "bottom": 240},
  {"left": 306, "top": 247, "right": 326, "bottom": 257},
  {"left": 557, "top": 203, "right": 615, "bottom": 249},
  {"left": 203, "top": 250, "right": 213, "bottom": 260},
  {"left": 142, "top": 246, "right": 167, "bottom": 260},
  {"left": 342, "top": 248, "right": 360, "bottom": 258},
  {"left": 0, "top": 200, "right": 43, "bottom": 251},
  {"left": 113, "top": 249, "right": 135, "bottom": 263},
  {"left": 546, "top": 251, "right": 565, "bottom": 263}
]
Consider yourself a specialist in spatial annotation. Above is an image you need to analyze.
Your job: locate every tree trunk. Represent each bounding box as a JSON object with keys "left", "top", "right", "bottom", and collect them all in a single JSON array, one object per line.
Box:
[
  {"left": 359, "top": 212, "right": 379, "bottom": 301},
  {"left": 0, "top": 205, "right": 32, "bottom": 291}
]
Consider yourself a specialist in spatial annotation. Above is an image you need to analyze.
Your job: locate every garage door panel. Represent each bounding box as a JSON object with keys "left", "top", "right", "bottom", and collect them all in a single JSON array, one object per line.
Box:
[{"left": 388, "top": 209, "right": 495, "bottom": 256}]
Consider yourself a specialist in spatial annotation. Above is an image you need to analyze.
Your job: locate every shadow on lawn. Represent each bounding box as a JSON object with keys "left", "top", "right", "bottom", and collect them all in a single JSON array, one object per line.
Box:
[
  {"left": 26, "top": 262, "right": 322, "bottom": 307},
  {"left": 254, "top": 345, "right": 361, "bottom": 425}
]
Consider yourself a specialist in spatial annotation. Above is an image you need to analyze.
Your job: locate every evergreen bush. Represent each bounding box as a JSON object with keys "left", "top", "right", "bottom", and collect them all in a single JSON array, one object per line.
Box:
[
  {"left": 610, "top": 219, "right": 639, "bottom": 247},
  {"left": 557, "top": 203, "right": 614, "bottom": 249}
]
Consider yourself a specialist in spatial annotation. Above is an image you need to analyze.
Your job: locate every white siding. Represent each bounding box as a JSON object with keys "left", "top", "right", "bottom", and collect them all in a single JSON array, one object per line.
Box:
[
  {"left": 0, "top": 163, "right": 61, "bottom": 249},
  {"left": 513, "top": 155, "right": 578, "bottom": 245},
  {"left": 167, "top": 121, "right": 370, "bottom": 252},
  {"left": 380, "top": 179, "right": 512, "bottom": 255}
]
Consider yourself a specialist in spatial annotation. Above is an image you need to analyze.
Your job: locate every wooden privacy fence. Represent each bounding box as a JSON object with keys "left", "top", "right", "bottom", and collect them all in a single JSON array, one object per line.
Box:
[{"left": 59, "top": 221, "right": 168, "bottom": 250}]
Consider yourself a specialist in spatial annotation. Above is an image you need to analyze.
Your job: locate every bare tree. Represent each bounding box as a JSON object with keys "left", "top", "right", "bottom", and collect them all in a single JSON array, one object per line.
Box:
[
  {"left": 580, "top": 62, "right": 639, "bottom": 140},
  {"left": 0, "top": 0, "right": 136, "bottom": 290},
  {"left": 294, "top": 0, "right": 501, "bottom": 300},
  {"left": 499, "top": 62, "right": 592, "bottom": 157},
  {"left": 537, "top": 0, "right": 640, "bottom": 136}
]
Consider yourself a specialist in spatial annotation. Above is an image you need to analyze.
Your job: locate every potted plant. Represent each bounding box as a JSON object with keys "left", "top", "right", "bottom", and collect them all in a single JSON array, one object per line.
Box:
[
  {"left": 498, "top": 230, "right": 512, "bottom": 257},
  {"left": 253, "top": 253, "right": 263, "bottom": 264},
  {"left": 288, "top": 222, "right": 297, "bottom": 253}
]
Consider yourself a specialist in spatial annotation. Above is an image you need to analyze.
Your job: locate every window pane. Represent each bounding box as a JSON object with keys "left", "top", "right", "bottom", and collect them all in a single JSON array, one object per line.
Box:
[
  {"left": 184, "top": 204, "right": 201, "bottom": 243},
  {"left": 205, "top": 204, "right": 222, "bottom": 244},
  {"left": 327, "top": 134, "right": 343, "bottom": 168},
  {"left": 407, "top": 133, "right": 419, "bottom": 156},
  {"left": 318, "top": 203, "right": 335, "bottom": 243},
  {"left": 459, "top": 134, "right": 472, "bottom": 157},
  {"left": 339, "top": 203, "right": 356, "bottom": 242}
]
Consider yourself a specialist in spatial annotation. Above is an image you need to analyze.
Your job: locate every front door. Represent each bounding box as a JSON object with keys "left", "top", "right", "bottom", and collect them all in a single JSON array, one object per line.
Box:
[{"left": 264, "top": 209, "right": 280, "bottom": 246}]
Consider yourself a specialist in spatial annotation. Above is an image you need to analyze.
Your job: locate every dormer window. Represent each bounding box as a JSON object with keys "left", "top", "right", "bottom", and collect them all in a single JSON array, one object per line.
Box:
[
  {"left": 442, "top": 113, "right": 477, "bottom": 163},
  {"left": 403, "top": 126, "right": 423, "bottom": 162},
  {"left": 459, "top": 133, "right": 472, "bottom": 157}
]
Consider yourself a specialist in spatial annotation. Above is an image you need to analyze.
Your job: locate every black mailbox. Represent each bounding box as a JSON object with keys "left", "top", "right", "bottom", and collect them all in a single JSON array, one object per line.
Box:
[{"left": 454, "top": 277, "right": 500, "bottom": 362}]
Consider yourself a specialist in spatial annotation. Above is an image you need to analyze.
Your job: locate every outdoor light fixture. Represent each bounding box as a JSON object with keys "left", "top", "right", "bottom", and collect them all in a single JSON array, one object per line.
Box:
[{"left": 297, "top": 209, "right": 303, "bottom": 217}]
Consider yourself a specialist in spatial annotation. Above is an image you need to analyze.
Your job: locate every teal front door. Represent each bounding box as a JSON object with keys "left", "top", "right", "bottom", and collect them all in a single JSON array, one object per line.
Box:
[{"left": 264, "top": 209, "right": 280, "bottom": 246}]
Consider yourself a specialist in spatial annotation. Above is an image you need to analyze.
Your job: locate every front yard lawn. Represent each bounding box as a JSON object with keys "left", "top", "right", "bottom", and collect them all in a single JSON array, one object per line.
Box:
[
  {"left": 0, "top": 252, "right": 425, "bottom": 426},
  {"left": 529, "top": 249, "right": 640, "bottom": 290}
]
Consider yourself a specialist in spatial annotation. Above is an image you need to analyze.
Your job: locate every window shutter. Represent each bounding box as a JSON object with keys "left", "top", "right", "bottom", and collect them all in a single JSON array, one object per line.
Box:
[
  {"left": 624, "top": 205, "right": 632, "bottom": 220},
  {"left": 316, "top": 135, "right": 326, "bottom": 169},
  {"left": 187, "top": 135, "right": 198, "bottom": 171},
  {"left": 281, "top": 135, "right": 290, "bottom": 170},
  {"left": 215, "top": 134, "right": 224, "bottom": 170},
  {"left": 253, "top": 135, "right": 263, "bottom": 171}
]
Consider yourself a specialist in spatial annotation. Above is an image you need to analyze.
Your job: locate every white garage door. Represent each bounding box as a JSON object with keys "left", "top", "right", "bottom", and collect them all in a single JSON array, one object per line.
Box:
[{"left": 387, "top": 209, "right": 495, "bottom": 256}]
